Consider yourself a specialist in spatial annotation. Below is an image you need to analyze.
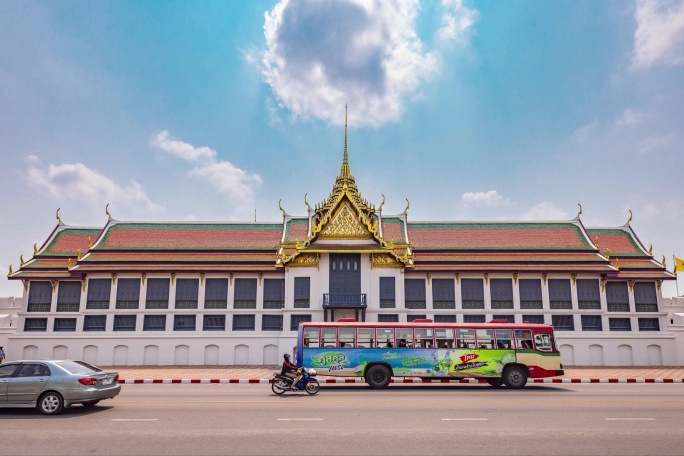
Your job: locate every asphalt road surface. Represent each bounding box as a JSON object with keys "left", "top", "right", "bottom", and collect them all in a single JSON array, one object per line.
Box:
[{"left": 2, "top": 383, "right": 683, "bottom": 455}]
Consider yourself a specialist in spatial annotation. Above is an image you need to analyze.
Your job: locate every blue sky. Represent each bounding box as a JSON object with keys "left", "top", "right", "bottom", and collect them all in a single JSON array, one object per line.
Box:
[{"left": 1, "top": 0, "right": 683, "bottom": 297}]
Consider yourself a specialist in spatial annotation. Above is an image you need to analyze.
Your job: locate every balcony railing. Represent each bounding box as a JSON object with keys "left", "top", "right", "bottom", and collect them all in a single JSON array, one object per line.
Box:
[{"left": 323, "top": 293, "right": 367, "bottom": 307}]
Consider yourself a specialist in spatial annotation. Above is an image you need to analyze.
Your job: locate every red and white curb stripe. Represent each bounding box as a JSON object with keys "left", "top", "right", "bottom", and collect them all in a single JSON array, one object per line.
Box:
[{"left": 119, "top": 378, "right": 684, "bottom": 385}]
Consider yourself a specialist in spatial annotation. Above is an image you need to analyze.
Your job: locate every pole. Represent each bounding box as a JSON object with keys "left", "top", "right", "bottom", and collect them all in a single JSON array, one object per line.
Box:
[{"left": 675, "top": 255, "right": 680, "bottom": 297}]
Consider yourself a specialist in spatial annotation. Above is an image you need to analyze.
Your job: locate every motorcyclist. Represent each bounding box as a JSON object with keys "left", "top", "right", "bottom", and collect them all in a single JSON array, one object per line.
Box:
[{"left": 281, "top": 353, "right": 303, "bottom": 391}]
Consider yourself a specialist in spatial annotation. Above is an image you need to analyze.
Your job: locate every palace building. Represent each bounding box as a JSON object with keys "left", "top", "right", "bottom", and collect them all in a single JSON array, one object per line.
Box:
[{"left": 7, "top": 120, "right": 678, "bottom": 366}]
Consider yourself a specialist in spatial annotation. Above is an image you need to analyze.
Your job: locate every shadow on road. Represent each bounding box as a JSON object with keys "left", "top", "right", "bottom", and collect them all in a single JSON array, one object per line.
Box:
[{"left": 0, "top": 404, "right": 114, "bottom": 420}]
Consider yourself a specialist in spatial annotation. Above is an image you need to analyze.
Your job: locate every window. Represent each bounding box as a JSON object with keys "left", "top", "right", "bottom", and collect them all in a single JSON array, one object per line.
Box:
[
  {"left": 514, "top": 329, "right": 533, "bottom": 349},
  {"left": 606, "top": 282, "right": 630, "bottom": 312},
  {"left": 117, "top": 278, "right": 141, "bottom": 309},
  {"left": 205, "top": 278, "right": 228, "bottom": 309},
  {"left": 638, "top": 318, "right": 660, "bottom": 331},
  {"left": 321, "top": 327, "right": 337, "bottom": 346},
  {"left": 357, "top": 328, "right": 374, "bottom": 347},
  {"left": 404, "top": 279, "right": 426, "bottom": 309},
  {"left": 145, "top": 278, "right": 169, "bottom": 309},
  {"left": 519, "top": 279, "right": 543, "bottom": 309},
  {"left": 174, "top": 315, "right": 196, "bottom": 331},
  {"left": 549, "top": 279, "right": 572, "bottom": 310},
  {"left": 338, "top": 327, "right": 356, "bottom": 347},
  {"left": 56, "top": 282, "right": 81, "bottom": 312},
  {"left": 303, "top": 327, "right": 320, "bottom": 348},
  {"left": 83, "top": 315, "right": 106, "bottom": 331},
  {"left": 407, "top": 314, "right": 427, "bottom": 322},
  {"left": 378, "top": 314, "right": 399, "bottom": 322},
  {"left": 54, "top": 318, "right": 76, "bottom": 332},
  {"left": 376, "top": 328, "right": 394, "bottom": 347},
  {"left": 609, "top": 317, "right": 631, "bottom": 331},
  {"left": 463, "top": 314, "right": 485, "bottom": 323},
  {"left": 522, "top": 315, "right": 544, "bottom": 324},
  {"left": 294, "top": 277, "right": 310, "bottom": 308},
  {"left": 16, "top": 364, "right": 50, "bottom": 377},
  {"left": 492, "top": 315, "right": 514, "bottom": 323},
  {"left": 533, "top": 333, "right": 553, "bottom": 352},
  {"left": 476, "top": 329, "right": 494, "bottom": 349},
  {"left": 581, "top": 315, "right": 602, "bottom": 331},
  {"left": 395, "top": 328, "right": 413, "bottom": 347},
  {"left": 233, "top": 314, "right": 255, "bottom": 331},
  {"left": 552, "top": 315, "right": 574, "bottom": 331},
  {"left": 113, "top": 315, "right": 136, "bottom": 331},
  {"left": 495, "top": 329, "right": 513, "bottom": 349},
  {"left": 434, "top": 315, "right": 456, "bottom": 323},
  {"left": 0, "top": 364, "right": 19, "bottom": 378},
  {"left": 414, "top": 328, "right": 434, "bottom": 348},
  {"left": 379, "top": 277, "right": 396, "bottom": 308},
  {"left": 634, "top": 282, "right": 658, "bottom": 312},
  {"left": 27, "top": 281, "right": 52, "bottom": 312},
  {"left": 24, "top": 318, "right": 47, "bottom": 332},
  {"left": 290, "top": 314, "right": 312, "bottom": 331},
  {"left": 461, "top": 279, "right": 484, "bottom": 309},
  {"left": 175, "top": 279, "right": 199, "bottom": 309},
  {"left": 234, "top": 279, "right": 257, "bottom": 309},
  {"left": 577, "top": 279, "right": 601, "bottom": 310},
  {"left": 264, "top": 279, "right": 285, "bottom": 309},
  {"left": 432, "top": 279, "right": 455, "bottom": 309},
  {"left": 203, "top": 315, "right": 226, "bottom": 331},
  {"left": 87, "top": 279, "right": 111, "bottom": 310},
  {"left": 456, "top": 329, "right": 475, "bottom": 348},
  {"left": 262, "top": 315, "right": 283, "bottom": 331},
  {"left": 435, "top": 328, "right": 454, "bottom": 348},
  {"left": 143, "top": 315, "right": 167, "bottom": 331},
  {"left": 490, "top": 279, "right": 513, "bottom": 309}
]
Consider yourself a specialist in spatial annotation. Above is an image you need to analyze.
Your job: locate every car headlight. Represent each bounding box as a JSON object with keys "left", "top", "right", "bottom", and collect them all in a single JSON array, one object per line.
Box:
[{"left": 308, "top": 368, "right": 317, "bottom": 377}]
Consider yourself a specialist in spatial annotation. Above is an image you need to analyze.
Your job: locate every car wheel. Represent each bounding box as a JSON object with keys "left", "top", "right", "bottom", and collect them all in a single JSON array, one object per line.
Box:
[
  {"left": 38, "top": 392, "right": 64, "bottom": 415},
  {"left": 82, "top": 400, "right": 100, "bottom": 407},
  {"left": 365, "top": 365, "right": 391, "bottom": 389},
  {"left": 503, "top": 365, "right": 528, "bottom": 389}
]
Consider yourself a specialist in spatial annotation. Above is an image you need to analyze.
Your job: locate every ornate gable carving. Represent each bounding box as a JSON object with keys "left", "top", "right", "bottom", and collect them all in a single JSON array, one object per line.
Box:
[{"left": 318, "top": 202, "right": 372, "bottom": 240}]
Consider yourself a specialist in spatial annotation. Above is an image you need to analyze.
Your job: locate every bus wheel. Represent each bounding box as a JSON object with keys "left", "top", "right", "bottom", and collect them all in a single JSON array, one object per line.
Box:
[
  {"left": 366, "top": 365, "right": 391, "bottom": 389},
  {"left": 503, "top": 366, "right": 527, "bottom": 389},
  {"left": 486, "top": 378, "right": 504, "bottom": 388}
]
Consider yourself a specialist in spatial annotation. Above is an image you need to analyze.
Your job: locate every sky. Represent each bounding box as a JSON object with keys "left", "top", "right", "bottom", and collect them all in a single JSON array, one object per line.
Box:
[{"left": 1, "top": 0, "right": 683, "bottom": 297}]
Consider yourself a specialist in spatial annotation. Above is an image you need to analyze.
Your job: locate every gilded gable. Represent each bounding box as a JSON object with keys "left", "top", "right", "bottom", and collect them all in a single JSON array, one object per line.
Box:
[{"left": 318, "top": 202, "right": 372, "bottom": 240}]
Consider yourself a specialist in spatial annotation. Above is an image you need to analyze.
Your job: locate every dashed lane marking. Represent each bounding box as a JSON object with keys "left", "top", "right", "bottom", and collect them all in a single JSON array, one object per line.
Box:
[
  {"left": 111, "top": 419, "right": 158, "bottom": 422},
  {"left": 277, "top": 418, "right": 324, "bottom": 421},
  {"left": 605, "top": 418, "right": 656, "bottom": 421},
  {"left": 441, "top": 418, "right": 488, "bottom": 421}
]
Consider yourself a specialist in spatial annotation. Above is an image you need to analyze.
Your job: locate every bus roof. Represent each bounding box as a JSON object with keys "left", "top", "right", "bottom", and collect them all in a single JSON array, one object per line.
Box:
[{"left": 300, "top": 321, "right": 554, "bottom": 330}]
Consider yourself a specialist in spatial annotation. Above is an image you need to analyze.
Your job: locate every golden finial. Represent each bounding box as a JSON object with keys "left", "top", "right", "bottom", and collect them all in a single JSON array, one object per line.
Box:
[
  {"left": 20, "top": 255, "right": 25, "bottom": 266},
  {"left": 404, "top": 198, "right": 410, "bottom": 215},
  {"left": 615, "top": 258, "right": 619, "bottom": 269},
  {"left": 605, "top": 248, "right": 610, "bottom": 259},
  {"left": 577, "top": 203, "right": 582, "bottom": 219},
  {"left": 33, "top": 243, "right": 38, "bottom": 255},
  {"left": 339, "top": 104, "right": 351, "bottom": 179},
  {"left": 378, "top": 194, "right": 385, "bottom": 212},
  {"left": 88, "top": 236, "right": 93, "bottom": 248},
  {"left": 648, "top": 244, "right": 652, "bottom": 255},
  {"left": 8, "top": 264, "right": 12, "bottom": 275},
  {"left": 295, "top": 237, "right": 303, "bottom": 249},
  {"left": 67, "top": 258, "right": 72, "bottom": 269},
  {"left": 77, "top": 249, "right": 82, "bottom": 260},
  {"left": 662, "top": 255, "right": 666, "bottom": 268},
  {"left": 304, "top": 193, "right": 312, "bottom": 212},
  {"left": 56, "top": 207, "right": 61, "bottom": 223},
  {"left": 594, "top": 235, "right": 599, "bottom": 248},
  {"left": 105, "top": 203, "right": 111, "bottom": 221},
  {"left": 627, "top": 209, "right": 633, "bottom": 225},
  {"left": 278, "top": 199, "right": 285, "bottom": 217}
]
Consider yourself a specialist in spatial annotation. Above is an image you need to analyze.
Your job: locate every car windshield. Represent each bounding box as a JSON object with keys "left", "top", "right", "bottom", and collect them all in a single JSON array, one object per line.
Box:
[{"left": 57, "top": 361, "right": 103, "bottom": 374}]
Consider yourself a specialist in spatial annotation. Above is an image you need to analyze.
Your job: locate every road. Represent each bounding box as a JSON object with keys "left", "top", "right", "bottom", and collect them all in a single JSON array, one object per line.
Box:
[{"left": 1, "top": 383, "right": 684, "bottom": 455}]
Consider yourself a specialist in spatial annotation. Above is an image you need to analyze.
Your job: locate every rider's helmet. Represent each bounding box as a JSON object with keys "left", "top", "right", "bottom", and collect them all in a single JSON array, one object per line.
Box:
[{"left": 284, "top": 353, "right": 291, "bottom": 361}]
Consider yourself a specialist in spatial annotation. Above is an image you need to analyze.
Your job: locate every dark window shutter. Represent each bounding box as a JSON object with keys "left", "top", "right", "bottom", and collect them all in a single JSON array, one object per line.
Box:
[
  {"left": 175, "top": 279, "right": 199, "bottom": 301},
  {"left": 144, "top": 315, "right": 167, "bottom": 331},
  {"left": 461, "top": 279, "right": 484, "bottom": 301},
  {"left": 205, "top": 278, "right": 229, "bottom": 301},
  {"left": 379, "top": 277, "right": 396, "bottom": 300},
  {"left": 146, "top": 278, "right": 169, "bottom": 301},
  {"left": 577, "top": 279, "right": 600, "bottom": 302},
  {"left": 519, "top": 279, "right": 542, "bottom": 301},
  {"left": 404, "top": 279, "right": 426, "bottom": 301},
  {"left": 294, "top": 277, "right": 310, "bottom": 300},
  {"left": 606, "top": 282, "right": 629, "bottom": 304},
  {"left": 634, "top": 282, "right": 657, "bottom": 305},
  {"left": 490, "top": 279, "right": 513, "bottom": 301},
  {"left": 378, "top": 314, "right": 399, "bottom": 322},
  {"left": 463, "top": 314, "right": 485, "bottom": 323},
  {"left": 87, "top": 279, "right": 111, "bottom": 302},
  {"left": 118, "top": 279, "right": 141, "bottom": 301},
  {"left": 57, "top": 282, "right": 81, "bottom": 305},
  {"left": 522, "top": 314, "right": 544, "bottom": 324},
  {"left": 234, "top": 279, "right": 257, "bottom": 300},
  {"left": 434, "top": 315, "right": 456, "bottom": 323},
  {"left": 548, "top": 279, "right": 571, "bottom": 302},
  {"left": 432, "top": 279, "right": 455, "bottom": 301},
  {"left": 552, "top": 315, "right": 574, "bottom": 331},
  {"left": 264, "top": 279, "right": 285, "bottom": 301},
  {"left": 28, "top": 281, "right": 52, "bottom": 304}
]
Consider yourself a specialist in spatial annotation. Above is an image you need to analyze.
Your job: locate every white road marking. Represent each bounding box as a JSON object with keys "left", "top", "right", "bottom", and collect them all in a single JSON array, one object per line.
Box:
[
  {"left": 111, "top": 419, "right": 158, "bottom": 422},
  {"left": 605, "top": 418, "right": 656, "bottom": 421},
  {"left": 277, "top": 418, "right": 324, "bottom": 421},
  {"left": 441, "top": 418, "right": 488, "bottom": 421}
]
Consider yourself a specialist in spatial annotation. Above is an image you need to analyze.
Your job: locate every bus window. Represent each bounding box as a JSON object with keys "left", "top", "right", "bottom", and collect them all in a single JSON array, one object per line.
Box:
[
  {"left": 338, "top": 327, "right": 355, "bottom": 348},
  {"left": 495, "top": 329, "right": 512, "bottom": 349},
  {"left": 476, "top": 329, "right": 494, "bottom": 349},
  {"left": 396, "top": 328, "right": 413, "bottom": 348},
  {"left": 414, "top": 328, "right": 434, "bottom": 348},
  {"left": 435, "top": 328, "right": 454, "bottom": 348},
  {"left": 376, "top": 328, "right": 394, "bottom": 348},
  {"left": 534, "top": 333, "right": 553, "bottom": 352},
  {"left": 303, "top": 327, "right": 320, "bottom": 348},
  {"left": 357, "top": 328, "right": 374, "bottom": 348},
  {"left": 514, "top": 329, "right": 533, "bottom": 349},
  {"left": 322, "top": 327, "right": 337, "bottom": 347},
  {"left": 456, "top": 329, "right": 475, "bottom": 349}
]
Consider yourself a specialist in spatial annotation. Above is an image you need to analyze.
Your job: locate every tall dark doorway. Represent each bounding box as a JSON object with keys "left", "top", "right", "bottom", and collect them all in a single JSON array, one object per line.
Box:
[{"left": 325, "top": 253, "right": 365, "bottom": 321}]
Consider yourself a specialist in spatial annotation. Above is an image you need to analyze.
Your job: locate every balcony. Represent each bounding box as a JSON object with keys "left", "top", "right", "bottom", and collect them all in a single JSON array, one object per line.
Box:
[{"left": 323, "top": 293, "right": 367, "bottom": 308}]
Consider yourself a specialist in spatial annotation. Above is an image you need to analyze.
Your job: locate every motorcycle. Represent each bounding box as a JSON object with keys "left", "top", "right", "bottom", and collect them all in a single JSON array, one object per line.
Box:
[{"left": 272, "top": 368, "right": 320, "bottom": 395}]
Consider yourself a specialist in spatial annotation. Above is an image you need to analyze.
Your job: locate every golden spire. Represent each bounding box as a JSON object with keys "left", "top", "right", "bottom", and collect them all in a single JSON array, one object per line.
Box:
[{"left": 340, "top": 104, "right": 351, "bottom": 179}]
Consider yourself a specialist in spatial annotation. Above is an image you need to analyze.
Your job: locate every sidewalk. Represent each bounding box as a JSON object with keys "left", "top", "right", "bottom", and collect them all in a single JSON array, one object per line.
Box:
[{"left": 108, "top": 365, "right": 684, "bottom": 383}]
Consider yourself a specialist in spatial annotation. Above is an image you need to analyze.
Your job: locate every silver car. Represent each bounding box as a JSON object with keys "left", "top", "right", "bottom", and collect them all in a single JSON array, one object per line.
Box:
[{"left": 0, "top": 360, "right": 121, "bottom": 415}]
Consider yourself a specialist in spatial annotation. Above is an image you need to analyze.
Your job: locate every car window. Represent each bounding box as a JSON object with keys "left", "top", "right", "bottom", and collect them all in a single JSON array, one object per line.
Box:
[
  {"left": 0, "top": 364, "right": 18, "bottom": 378},
  {"left": 56, "top": 360, "right": 102, "bottom": 374},
  {"left": 16, "top": 364, "right": 50, "bottom": 378}
]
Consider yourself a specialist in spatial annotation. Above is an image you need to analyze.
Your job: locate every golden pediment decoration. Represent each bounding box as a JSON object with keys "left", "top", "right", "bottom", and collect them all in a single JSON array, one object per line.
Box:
[
  {"left": 288, "top": 253, "right": 319, "bottom": 268},
  {"left": 371, "top": 253, "right": 402, "bottom": 269},
  {"left": 318, "top": 203, "right": 372, "bottom": 240}
]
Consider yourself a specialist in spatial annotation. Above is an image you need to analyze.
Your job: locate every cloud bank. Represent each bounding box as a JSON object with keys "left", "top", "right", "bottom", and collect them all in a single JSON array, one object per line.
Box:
[
  {"left": 634, "top": 0, "right": 684, "bottom": 68},
  {"left": 461, "top": 190, "right": 503, "bottom": 208}
]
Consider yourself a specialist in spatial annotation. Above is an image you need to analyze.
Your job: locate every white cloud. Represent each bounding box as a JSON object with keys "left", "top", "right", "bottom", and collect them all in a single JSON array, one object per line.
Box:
[
  {"left": 24, "top": 154, "right": 41, "bottom": 164},
  {"left": 615, "top": 108, "right": 645, "bottom": 127},
  {"left": 639, "top": 133, "right": 675, "bottom": 154},
  {"left": 461, "top": 190, "right": 503, "bottom": 208},
  {"left": 571, "top": 119, "right": 598, "bottom": 142},
  {"left": 633, "top": 0, "right": 684, "bottom": 68},
  {"left": 260, "top": 0, "right": 439, "bottom": 127},
  {"left": 437, "top": 0, "right": 478, "bottom": 44},
  {"left": 520, "top": 202, "right": 570, "bottom": 221},
  {"left": 150, "top": 131, "right": 262, "bottom": 213},
  {"left": 26, "top": 160, "right": 161, "bottom": 213}
]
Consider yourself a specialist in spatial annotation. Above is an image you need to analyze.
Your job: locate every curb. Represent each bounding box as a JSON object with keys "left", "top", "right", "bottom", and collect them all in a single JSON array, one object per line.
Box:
[{"left": 119, "top": 378, "right": 684, "bottom": 384}]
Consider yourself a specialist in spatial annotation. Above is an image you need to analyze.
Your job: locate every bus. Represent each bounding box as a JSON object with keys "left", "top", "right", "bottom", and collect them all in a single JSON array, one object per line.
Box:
[{"left": 295, "top": 319, "right": 563, "bottom": 389}]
